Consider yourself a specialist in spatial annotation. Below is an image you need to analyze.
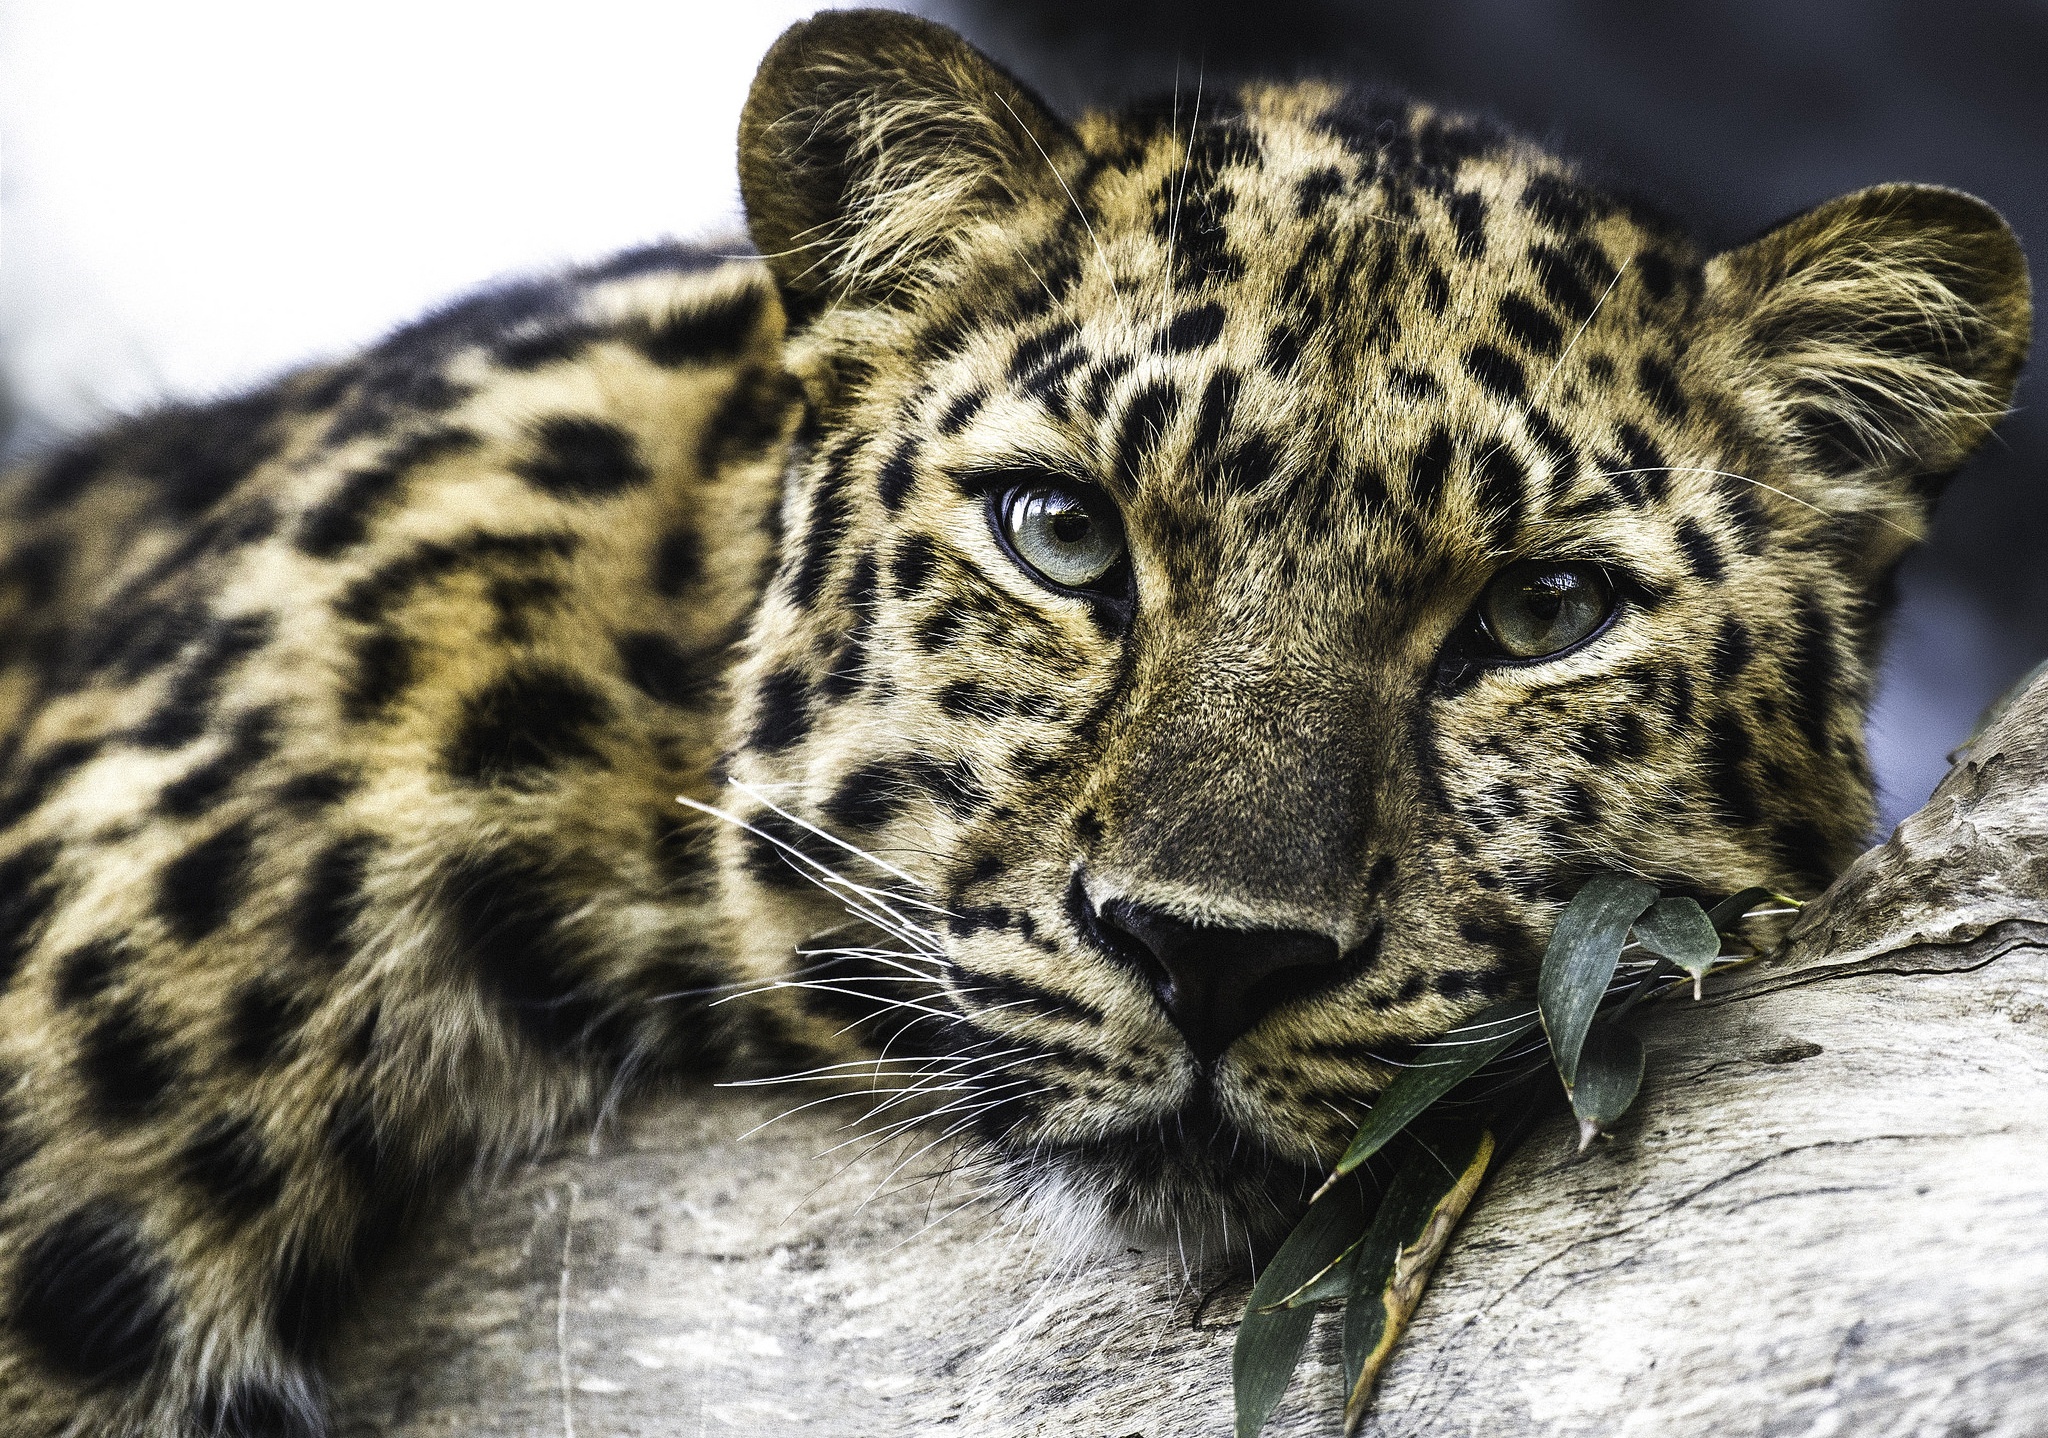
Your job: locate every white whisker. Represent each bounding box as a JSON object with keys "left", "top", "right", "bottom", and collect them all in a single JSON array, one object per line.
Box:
[
  {"left": 992, "top": 91, "right": 1123, "bottom": 310},
  {"left": 719, "top": 1049, "right": 1025, "bottom": 1089},
  {"left": 1162, "top": 68, "right": 1203, "bottom": 323},
  {"left": 710, "top": 978, "right": 962, "bottom": 1021},
  {"left": 732, "top": 1084, "right": 946, "bottom": 1144},
  {"left": 729, "top": 779, "right": 931, "bottom": 886},
  {"left": 1532, "top": 255, "right": 1630, "bottom": 402},
  {"left": 1585, "top": 464, "right": 1919, "bottom": 540}
]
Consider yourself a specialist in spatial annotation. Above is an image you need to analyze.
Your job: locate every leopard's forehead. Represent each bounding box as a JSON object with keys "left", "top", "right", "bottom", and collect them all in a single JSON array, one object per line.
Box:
[{"left": 829, "top": 84, "right": 1723, "bottom": 607}]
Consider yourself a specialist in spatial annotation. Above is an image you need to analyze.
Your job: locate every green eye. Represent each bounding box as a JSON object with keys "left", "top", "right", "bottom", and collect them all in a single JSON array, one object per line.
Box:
[
  {"left": 1478, "top": 561, "right": 1615, "bottom": 660},
  {"left": 998, "top": 480, "right": 1128, "bottom": 592}
]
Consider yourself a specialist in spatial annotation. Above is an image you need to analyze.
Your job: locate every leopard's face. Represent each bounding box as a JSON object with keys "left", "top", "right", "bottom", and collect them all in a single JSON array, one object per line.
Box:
[{"left": 720, "top": 15, "right": 2029, "bottom": 1246}]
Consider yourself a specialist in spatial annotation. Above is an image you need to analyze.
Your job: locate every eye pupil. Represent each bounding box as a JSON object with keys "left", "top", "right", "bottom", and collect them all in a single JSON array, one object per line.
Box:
[
  {"left": 1522, "top": 588, "right": 1564, "bottom": 624},
  {"left": 998, "top": 479, "right": 1129, "bottom": 594},
  {"left": 1476, "top": 561, "right": 1615, "bottom": 661}
]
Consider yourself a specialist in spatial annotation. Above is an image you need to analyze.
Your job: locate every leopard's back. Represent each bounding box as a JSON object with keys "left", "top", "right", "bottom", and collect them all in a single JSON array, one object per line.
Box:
[{"left": 0, "top": 243, "right": 795, "bottom": 1434}]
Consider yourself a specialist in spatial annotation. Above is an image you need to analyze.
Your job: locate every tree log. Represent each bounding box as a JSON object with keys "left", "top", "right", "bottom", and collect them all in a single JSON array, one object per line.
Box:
[{"left": 329, "top": 668, "right": 2048, "bottom": 1437}]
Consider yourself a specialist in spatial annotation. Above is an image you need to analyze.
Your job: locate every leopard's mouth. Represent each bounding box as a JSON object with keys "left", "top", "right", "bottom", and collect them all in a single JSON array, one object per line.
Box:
[{"left": 971, "top": 1088, "right": 1325, "bottom": 1261}]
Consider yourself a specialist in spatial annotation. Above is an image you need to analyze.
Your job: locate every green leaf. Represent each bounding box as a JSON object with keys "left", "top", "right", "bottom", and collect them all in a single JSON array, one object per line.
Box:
[
  {"left": 1704, "top": 885, "right": 1778, "bottom": 933},
  {"left": 1233, "top": 1177, "right": 1373, "bottom": 1438},
  {"left": 1569, "top": 1020, "right": 1645, "bottom": 1151},
  {"left": 1538, "top": 872, "right": 1656, "bottom": 1088},
  {"left": 1270, "top": 1235, "right": 1365, "bottom": 1310},
  {"left": 1320, "top": 999, "right": 1538, "bottom": 1189},
  {"left": 1633, "top": 895, "right": 1721, "bottom": 997},
  {"left": 1340, "top": 1121, "right": 1496, "bottom": 1434},
  {"left": 1633, "top": 896, "right": 1718, "bottom": 965}
]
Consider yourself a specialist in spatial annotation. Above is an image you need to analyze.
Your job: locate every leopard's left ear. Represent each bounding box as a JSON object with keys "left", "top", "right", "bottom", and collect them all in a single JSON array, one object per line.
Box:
[
  {"left": 1697, "top": 183, "right": 2030, "bottom": 530},
  {"left": 738, "top": 10, "right": 1080, "bottom": 322}
]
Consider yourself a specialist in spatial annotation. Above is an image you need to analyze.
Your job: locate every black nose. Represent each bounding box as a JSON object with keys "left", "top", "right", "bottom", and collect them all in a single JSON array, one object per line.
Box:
[{"left": 1075, "top": 885, "right": 1348, "bottom": 1062}]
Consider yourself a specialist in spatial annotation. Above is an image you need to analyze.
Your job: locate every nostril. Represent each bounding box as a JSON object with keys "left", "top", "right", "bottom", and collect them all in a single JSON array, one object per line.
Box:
[
  {"left": 1068, "top": 875, "right": 1348, "bottom": 1062},
  {"left": 1065, "top": 872, "right": 1164, "bottom": 982},
  {"left": 1091, "top": 902, "right": 1174, "bottom": 993},
  {"left": 1238, "top": 962, "right": 1348, "bottom": 1030}
]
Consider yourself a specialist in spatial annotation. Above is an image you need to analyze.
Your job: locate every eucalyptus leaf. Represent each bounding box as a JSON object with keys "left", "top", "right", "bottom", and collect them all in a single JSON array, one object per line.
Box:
[
  {"left": 1320, "top": 999, "right": 1537, "bottom": 1190},
  {"left": 1569, "top": 1019, "right": 1646, "bottom": 1151},
  {"left": 1233, "top": 1177, "right": 1373, "bottom": 1438},
  {"left": 1704, "top": 885, "right": 1777, "bottom": 933},
  {"left": 1633, "top": 895, "right": 1721, "bottom": 998},
  {"left": 1633, "top": 896, "right": 1718, "bottom": 965},
  {"left": 1341, "top": 1122, "right": 1496, "bottom": 1435},
  {"left": 1538, "top": 872, "right": 1656, "bottom": 1088}
]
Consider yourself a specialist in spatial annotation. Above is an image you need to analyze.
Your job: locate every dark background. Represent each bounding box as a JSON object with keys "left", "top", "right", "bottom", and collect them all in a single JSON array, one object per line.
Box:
[{"left": 929, "top": 0, "right": 2048, "bottom": 828}]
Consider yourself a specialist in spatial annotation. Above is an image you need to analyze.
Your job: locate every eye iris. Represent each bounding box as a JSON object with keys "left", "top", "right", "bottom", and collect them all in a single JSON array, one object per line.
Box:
[
  {"left": 1481, "top": 562, "right": 1613, "bottom": 659},
  {"left": 1001, "top": 481, "right": 1127, "bottom": 591}
]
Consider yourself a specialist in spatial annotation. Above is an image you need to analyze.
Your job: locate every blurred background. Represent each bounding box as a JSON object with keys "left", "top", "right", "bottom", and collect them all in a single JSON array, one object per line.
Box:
[{"left": 3, "top": 0, "right": 2042, "bottom": 831}]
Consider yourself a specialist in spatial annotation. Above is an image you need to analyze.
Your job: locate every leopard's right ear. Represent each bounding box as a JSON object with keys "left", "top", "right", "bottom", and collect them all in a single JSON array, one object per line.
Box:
[{"left": 738, "top": 10, "right": 1080, "bottom": 322}]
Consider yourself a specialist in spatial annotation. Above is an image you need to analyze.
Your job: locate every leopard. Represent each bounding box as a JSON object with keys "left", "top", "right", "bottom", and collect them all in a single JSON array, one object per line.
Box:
[{"left": 0, "top": 9, "right": 2029, "bottom": 1434}]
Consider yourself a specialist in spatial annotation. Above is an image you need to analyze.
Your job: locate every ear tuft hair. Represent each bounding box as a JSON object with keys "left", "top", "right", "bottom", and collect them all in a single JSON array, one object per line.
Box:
[
  {"left": 738, "top": 11, "right": 1080, "bottom": 321},
  {"left": 1703, "top": 184, "right": 2030, "bottom": 497}
]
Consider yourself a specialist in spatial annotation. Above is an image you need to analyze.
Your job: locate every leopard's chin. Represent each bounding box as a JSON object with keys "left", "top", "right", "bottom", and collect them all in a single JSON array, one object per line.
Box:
[{"left": 983, "top": 1092, "right": 1324, "bottom": 1269}]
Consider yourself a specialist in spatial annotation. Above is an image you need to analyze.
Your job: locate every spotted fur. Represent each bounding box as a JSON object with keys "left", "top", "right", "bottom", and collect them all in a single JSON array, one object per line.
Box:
[{"left": 0, "top": 11, "right": 2028, "bottom": 1433}]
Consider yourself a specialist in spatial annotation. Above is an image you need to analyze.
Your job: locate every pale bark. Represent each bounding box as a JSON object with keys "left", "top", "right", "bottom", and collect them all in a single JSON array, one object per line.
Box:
[{"left": 329, "top": 668, "right": 2048, "bottom": 1437}]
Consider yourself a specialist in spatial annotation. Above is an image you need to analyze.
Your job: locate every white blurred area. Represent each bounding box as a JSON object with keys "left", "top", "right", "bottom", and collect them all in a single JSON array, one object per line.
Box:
[{"left": 0, "top": 0, "right": 903, "bottom": 445}]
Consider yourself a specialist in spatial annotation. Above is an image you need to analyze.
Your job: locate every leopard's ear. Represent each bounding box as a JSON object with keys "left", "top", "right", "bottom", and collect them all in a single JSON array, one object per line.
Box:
[
  {"left": 739, "top": 10, "right": 1079, "bottom": 321},
  {"left": 1697, "top": 184, "right": 2030, "bottom": 550}
]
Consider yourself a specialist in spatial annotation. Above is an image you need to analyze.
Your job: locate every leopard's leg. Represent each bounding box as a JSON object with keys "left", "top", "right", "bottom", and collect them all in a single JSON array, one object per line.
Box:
[{"left": 0, "top": 783, "right": 780, "bottom": 1436}]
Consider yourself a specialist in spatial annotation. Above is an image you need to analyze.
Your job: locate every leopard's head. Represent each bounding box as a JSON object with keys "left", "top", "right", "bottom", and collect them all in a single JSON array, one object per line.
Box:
[{"left": 716, "top": 10, "right": 2029, "bottom": 1248}]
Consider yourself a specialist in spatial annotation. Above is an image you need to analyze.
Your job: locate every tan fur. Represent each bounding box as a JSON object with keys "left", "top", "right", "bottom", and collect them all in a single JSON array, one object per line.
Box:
[{"left": 0, "top": 11, "right": 2028, "bottom": 1434}]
